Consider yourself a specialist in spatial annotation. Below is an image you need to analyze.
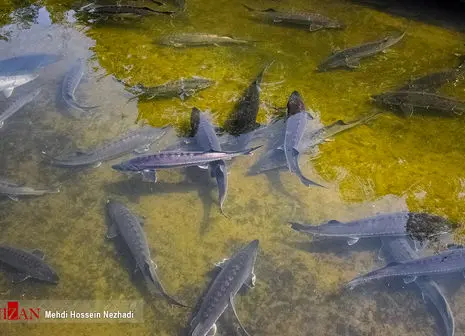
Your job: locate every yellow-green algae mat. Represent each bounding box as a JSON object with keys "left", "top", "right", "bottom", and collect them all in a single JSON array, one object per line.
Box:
[{"left": 0, "top": 0, "right": 465, "bottom": 335}]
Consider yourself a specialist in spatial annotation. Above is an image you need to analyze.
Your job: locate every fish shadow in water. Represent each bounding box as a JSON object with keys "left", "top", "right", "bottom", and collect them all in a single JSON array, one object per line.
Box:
[
  {"left": 105, "top": 167, "right": 218, "bottom": 235},
  {"left": 262, "top": 170, "right": 307, "bottom": 208}
]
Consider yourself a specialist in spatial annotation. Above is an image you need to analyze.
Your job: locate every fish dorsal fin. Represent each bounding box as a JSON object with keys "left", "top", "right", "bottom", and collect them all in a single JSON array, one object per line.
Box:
[
  {"left": 328, "top": 220, "right": 341, "bottom": 225},
  {"left": 31, "top": 249, "right": 45, "bottom": 259}
]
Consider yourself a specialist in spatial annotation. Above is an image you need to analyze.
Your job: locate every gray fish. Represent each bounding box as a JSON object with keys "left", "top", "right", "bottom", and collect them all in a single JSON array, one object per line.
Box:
[
  {"left": 290, "top": 212, "right": 451, "bottom": 246},
  {"left": 62, "top": 59, "right": 98, "bottom": 114},
  {"left": 346, "top": 246, "right": 465, "bottom": 289},
  {"left": 106, "top": 200, "right": 187, "bottom": 307},
  {"left": 126, "top": 77, "right": 214, "bottom": 102},
  {"left": 0, "top": 88, "right": 41, "bottom": 128},
  {"left": 188, "top": 240, "right": 259, "bottom": 336},
  {"left": 0, "top": 245, "right": 59, "bottom": 284},
  {"left": 318, "top": 32, "right": 405, "bottom": 71},
  {"left": 84, "top": 5, "right": 174, "bottom": 16},
  {"left": 284, "top": 91, "right": 324, "bottom": 187},
  {"left": 158, "top": 33, "right": 252, "bottom": 48},
  {"left": 191, "top": 108, "right": 228, "bottom": 215},
  {"left": 224, "top": 63, "right": 272, "bottom": 136},
  {"left": 0, "top": 178, "right": 59, "bottom": 201},
  {"left": 382, "top": 237, "right": 455, "bottom": 336},
  {"left": 243, "top": 4, "right": 342, "bottom": 31},
  {"left": 372, "top": 90, "right": 465, "bottom": 117},
  {"left": 0, "top": 53, "right": 60, "bottom": 76},
  {"left": 0, "top": 73, "right": 38, "bottom": 98},
  {"left": 49, "top": 126, "right": 167, "bottom": 168}
]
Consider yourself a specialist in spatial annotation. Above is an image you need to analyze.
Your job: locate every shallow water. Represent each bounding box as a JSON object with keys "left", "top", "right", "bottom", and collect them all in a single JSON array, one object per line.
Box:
[{"left": 0, "top": 0, "right": 465, "bottom": 335}]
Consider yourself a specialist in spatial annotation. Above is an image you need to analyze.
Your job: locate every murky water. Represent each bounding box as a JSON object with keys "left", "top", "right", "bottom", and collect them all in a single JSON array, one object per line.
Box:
[{"left": 0, "top": 0, "right": 465, "bottom": 335}]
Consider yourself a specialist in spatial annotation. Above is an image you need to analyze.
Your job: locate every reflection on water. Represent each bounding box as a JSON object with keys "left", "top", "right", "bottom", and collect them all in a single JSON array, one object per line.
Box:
[{"left": 0, "top": 0, "right": 465, "bottom": 335}]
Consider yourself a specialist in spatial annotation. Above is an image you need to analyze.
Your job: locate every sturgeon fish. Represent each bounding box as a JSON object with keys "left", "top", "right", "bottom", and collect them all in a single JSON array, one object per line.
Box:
[
  {"left": 0, "top": 88, "right": 41, "bottom": 128},
  {"left": 0, "top": 178, "right": 59, "bottom": 201},
  {"left": 158, "top": 33, "right": 252, "bottom": 48}
]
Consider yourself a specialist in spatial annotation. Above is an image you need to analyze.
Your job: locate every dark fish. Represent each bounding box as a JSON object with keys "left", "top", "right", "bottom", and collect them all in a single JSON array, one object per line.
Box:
[
  {"left": 290, "top": 212, "right": 451, "bottom": 246},
  {"left": 0, "top": 88, "right": 41, "bottom": 128},
  {"left": 126, "top": 77, "right": 214, "bottom": 102},
  {"left": 284, "top": 91, "right": 324, "bottom": 187},
  {"left": 382, "top": 237, "right": 455, "bottom": 336},
  {"left": 106, "top": 200, "right": 186, "bottom": 307},
  {"left": 318, "top": 32, "right": 405, "bottom": 71},
  {"left": 0, "top": 53, "right": 60, "bottom": 76},
  {"left": 347, "top": 246, "right": 465, "bottom": 289},
  {"left": 49, "top": 126, "right": 167, "bottom": 168},
  {"left": 224, "top": 63, "right": 272, "bottom": 136},
  {"left": 372, "top": 91, "right": 465, "bottom": 117},
  {"left": 0, "top": 246, "right": 59, "bottom": 284},
  {"left": 243, "top": 4, "right": 342, "bottom": 31},
  {"left": 0, "top": 178, "right": 59, "bottom": 201},
  {"left": 158, "top": 33, "right": 251, "bottom": 48},
  {"left": 112, "top": 146, "right": 261, "bottom": 182},
  {"left": 188, "top": 240, "right": 259, "bottom": 336},
  {"left": 84, "top": 5, "right": 175, "bottom": 16},
  {"left": 62, "top": 58, "right": 97, "bottom": 114}
]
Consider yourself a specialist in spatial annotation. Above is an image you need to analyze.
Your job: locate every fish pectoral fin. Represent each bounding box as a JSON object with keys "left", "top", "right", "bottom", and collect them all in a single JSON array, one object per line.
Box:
[
  {"left": 137, "top": 216, "right": 145, "bottom": 226},
  {"left": 3, "top": 87, "right": 14, "bottom": 98},
  {"left": 105, "top": 224, "right": 118, "bottom": 239},
  {"left": 134, "top": 144, "right": 151, "bottom": 154},
  {"left": 206, "top": 324, "right": 217, "bottom": 336},
  {"left": 7, "top": 195, "right": 19, "bottom": 201},
  {"left": 141, "top": 170, "right": 157, "bottom": 183},
  {"left": 197, "top": 165, "right": 209, "bottom": 170},
  {"left": 229, "top": 294, "right": 251, "bottom": 336},
  {"left": 347, "top": 237, "right": 360, "bottom": 246},
  {"left": 214, "top": 258, "right": 229, "bottom": 269},
  {"left": 0, "top": 121, "right": 3, "bottom": 128},
  {"left": 377, "top": 247, "right": 385, "bottom": 261},
  {"left": 92, "top": 162, "right": 102, "bottom": 168},
  {"left": 244, "top": 271, "right": 256, "bottom": 289},
  {"left": 31, "top": 249, "right": 45, "bottom": 259},
  {"left": 400, "top": 103, "right": 414, "bottom": 117},
  {"left": 308, "top": 24, "right": 323, "bottom": 31},
  {"left": 403, "top": 275, "right": 417, "bottom": 284},
  {"left": 8, "top": 271, "right": 30, "bottom": 284},
  {"left": 345, "top": 58, "right": 360, "bottom": 69}
]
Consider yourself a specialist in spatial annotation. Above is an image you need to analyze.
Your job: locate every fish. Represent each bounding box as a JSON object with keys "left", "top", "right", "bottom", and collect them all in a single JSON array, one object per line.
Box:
[
  {"left": 62, "top": 59, "right": 98, "bottom": 114},
  {"left": 126, "top": 77, "right": 214, "bottom": 102},
  {"left": 49, "top": 126, "right": 167, "bottom": 168},
  {"left": 106, "top": 200, "right": 187, "bottom": 307},
  {"left": 188, "top": 240, "right": 259, "bottom": 336},
  {"left": 346, "top": 246, "right": 465, "bottom": 289},
  {"left": 191, "top": 108, "right": 228, "bottom": 215},
  {"left": 0, "top": 178, "right": 59, "bottom": 201},
  {"left": 284, "top": 91, "right": 324, "bottom": 187},
  {"left": 0, "top": 245, "right": 59, "bottom": 284},
  {"left": 372, "top": 91, "right": 465, "bottom": 117},
  {"left": 112, "top": 146, "right": 261, "bottom": 182},
  {"left": 317, "top": 32, "right": 405, "bottom": 71},
  {"left": 0, "top": 73, "right": 38, "bottom": 98},
  {"left": 84, "top": 5, "right": 175, "bottom": 16},
  {"left": 0, "top": 88, "right": 41, "bottom": 128},
  {"left": 224, "top": 63, "right": 272, "bottom": 136},
  {"left": 0, "top": 53, "right": 60, "bottom": 76},
  {"left": 290, "top": 212, "right": 451, "bottom": 246},
  {"left": 381, "top": 237, "right": 455, "bottom": 336},
  {"left": 242, "top": 4, "right": 342, "bottom": 31},
  {"left": 158, "top": 33, "right": 252, "bottom": 47}
]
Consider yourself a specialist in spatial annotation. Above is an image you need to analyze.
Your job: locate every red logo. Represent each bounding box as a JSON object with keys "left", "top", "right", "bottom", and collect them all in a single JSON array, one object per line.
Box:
[{"left": 0, "top": 302, "right": 40, "bottom": 321}]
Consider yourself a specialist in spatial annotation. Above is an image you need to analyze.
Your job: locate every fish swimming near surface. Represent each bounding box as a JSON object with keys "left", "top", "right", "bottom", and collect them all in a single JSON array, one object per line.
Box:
[
  {"left": 191, "top": 108, "right": 228, "bottom": 215},
  {"left": 372, "top": 90, "right": 465, "bottom": 117},
  {"left": 188, "top": 239, "right": 259, "bottom": 336},
  {"left": 242, "top": 4, "right": 342, "bottom": 31},
  {"left": 112, "top": 146, "right": 261, "bottom": 182},
  {"left": 224, "top": 62, "right": 272, "bottom": 137},
  {"left": 0, "top": 73, "right": 38, "bottom": 98},
  {"left": 284, "top": 91, "right": 324, "bottom": 187},
  {"left": 290, "top": 212, "right": 451, "bottom": 246},
  {"left": 62, "top": 58, "right": 98, "bottom": 115},
  {"left": 125, "top": 77, "right": 214, "bottom": 102},
  {"left": 0, "top": 178, "right": 59, "bottom": 201},
  {"left": 382, "top": 237, "right": 455, "bottom": 336},
  {"left": 0, "top": 88, "right": 41, "bottom": 128},
  {"left": 0, "top": 245, "right": 59, "bottom": 284},
  {"left": 317, "top": 32, "right": 405, "bottom": 71},
  {"left": 158, "top": 33, "right": 252, "bottom": 47},
  {"left": 48, "top": 126, "right": 167, "bottom": 168},
  {"left": 346, "top": 246, "right": 465, "bottom": 290},
  {"left": 0, "top": 53, "right": 60, "bottom": 76},
  {"left": 106, "top": 200, "right": 187, "bottom": 307},
  {"left": 83, "top": 4, "right": 175, "bottom": 16}
]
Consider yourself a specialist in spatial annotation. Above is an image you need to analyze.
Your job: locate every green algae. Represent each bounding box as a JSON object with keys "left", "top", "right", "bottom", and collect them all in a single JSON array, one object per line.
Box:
[{"left": 0, "top": 0, "right": 465, "bottom": 335}]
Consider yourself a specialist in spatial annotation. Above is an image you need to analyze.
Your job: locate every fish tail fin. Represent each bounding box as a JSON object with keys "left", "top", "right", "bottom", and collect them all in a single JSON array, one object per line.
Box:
[{"left": 241, "top": 145, "right": 263, "bottom": 155}]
